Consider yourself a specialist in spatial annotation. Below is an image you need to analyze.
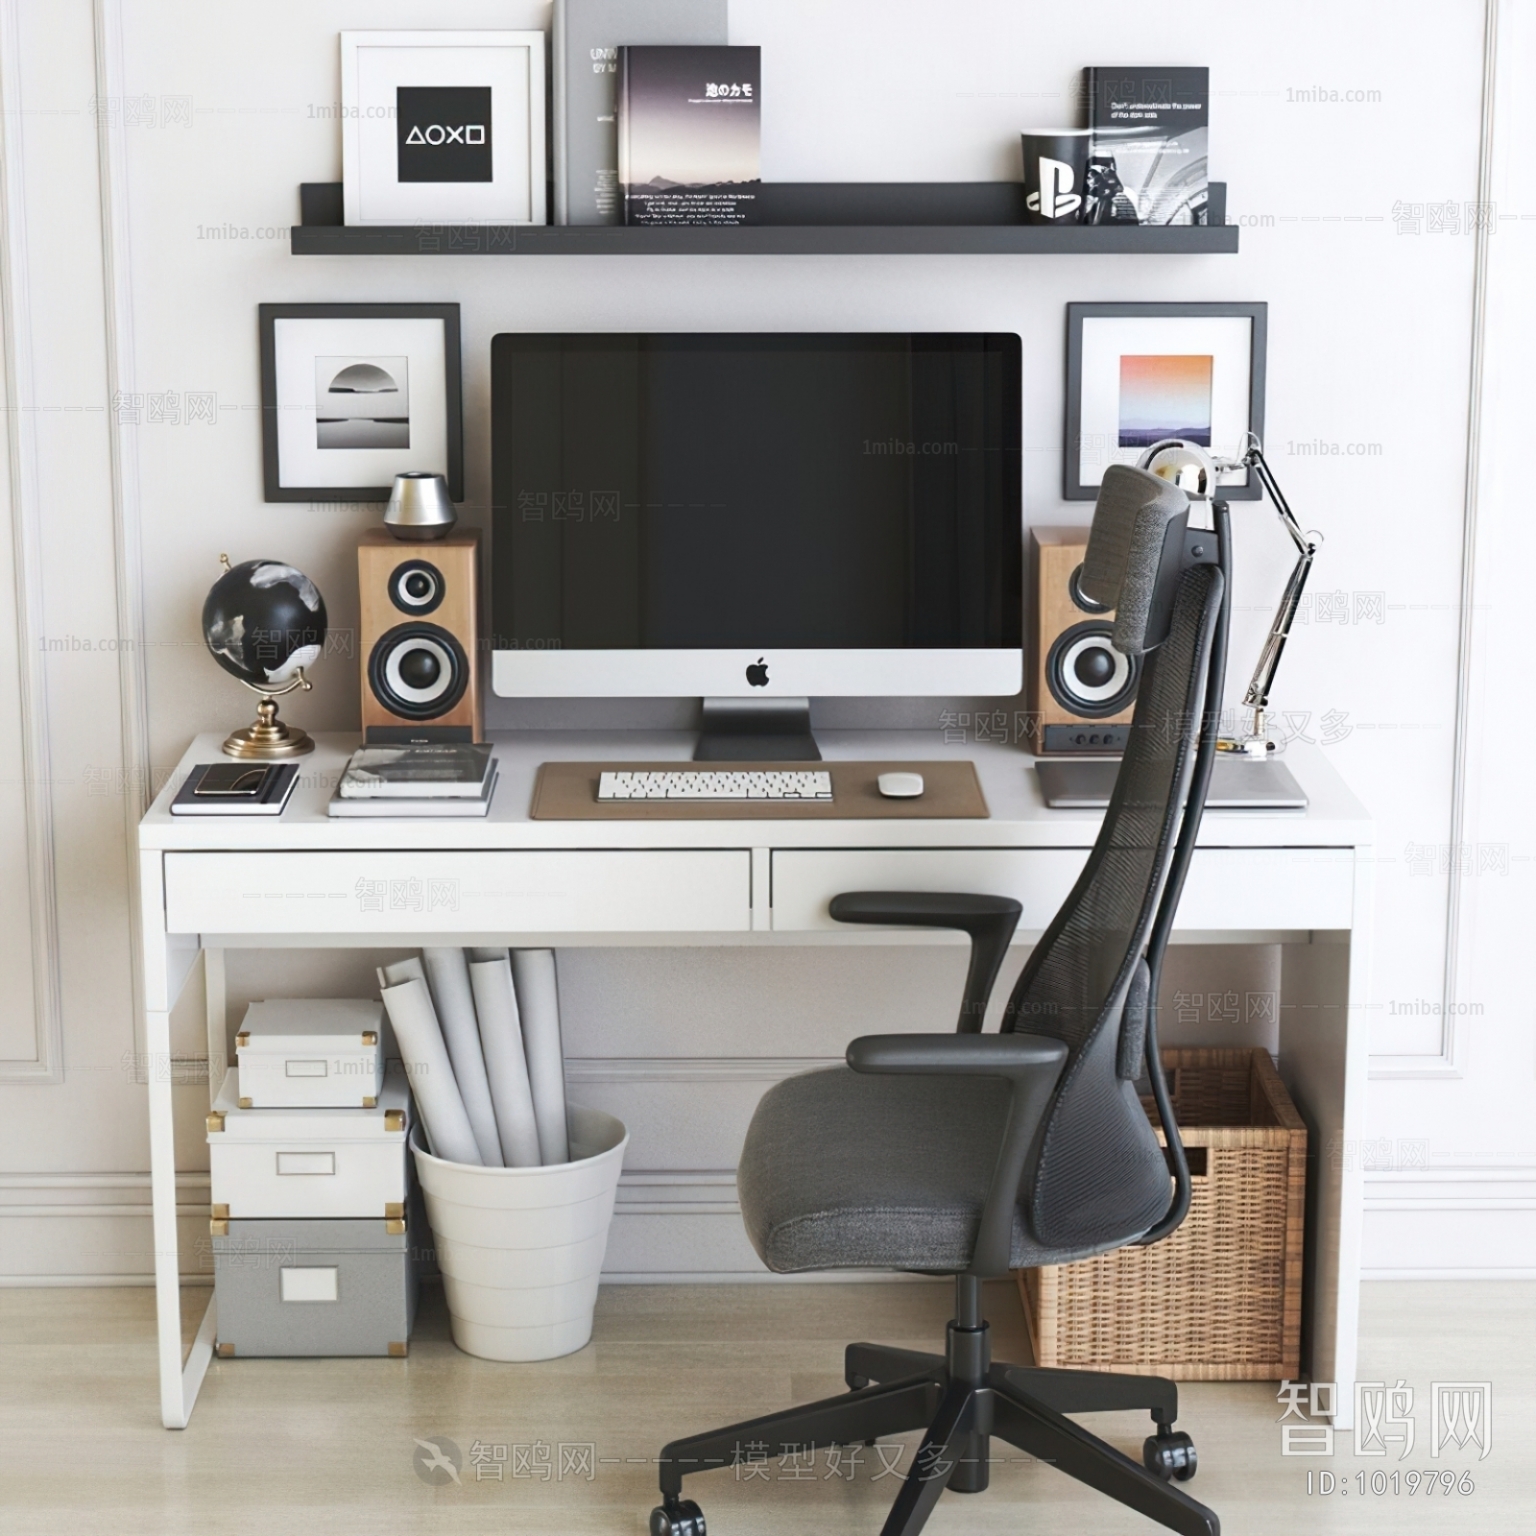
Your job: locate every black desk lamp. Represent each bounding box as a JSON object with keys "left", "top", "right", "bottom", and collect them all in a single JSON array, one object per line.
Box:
[{"left": 1136, "top": 433, "right": 1319, "bottom": 756}]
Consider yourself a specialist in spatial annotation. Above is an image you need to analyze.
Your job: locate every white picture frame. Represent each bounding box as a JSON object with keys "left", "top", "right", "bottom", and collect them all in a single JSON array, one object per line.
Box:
[{"left": 340, "top": 30, "right": 547, "bottom": 227}]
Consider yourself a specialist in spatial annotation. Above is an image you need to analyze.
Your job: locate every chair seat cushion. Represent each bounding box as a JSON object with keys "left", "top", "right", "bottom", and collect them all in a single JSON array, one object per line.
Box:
[{"left": 738, "top": 1066, "right": 1112, "bottom": 1274}]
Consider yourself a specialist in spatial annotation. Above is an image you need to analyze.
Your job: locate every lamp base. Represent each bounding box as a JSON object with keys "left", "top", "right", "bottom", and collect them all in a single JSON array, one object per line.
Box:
[
  {"left": 1216, "top": 735, "right": 1275, "bottom": 758},
  {"left": 1217, "top": 706, "right": 1277, "bottom": 759},
  {"left": 222, "top": 696, "right": 314, "bottom": 759}
]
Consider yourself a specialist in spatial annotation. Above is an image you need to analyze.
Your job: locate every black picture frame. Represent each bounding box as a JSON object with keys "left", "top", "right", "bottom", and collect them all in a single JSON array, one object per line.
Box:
[
  {"left": 259, "top": 302, "right": 463, "bottom": 502},
  {"left": 1063, "top": 301, "right": 1267, "bottom": 501}
]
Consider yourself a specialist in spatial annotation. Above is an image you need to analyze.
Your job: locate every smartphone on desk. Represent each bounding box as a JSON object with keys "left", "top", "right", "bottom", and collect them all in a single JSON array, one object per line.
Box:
[{"left": 193, "top": 764, "right": 274, "bottom": 798}]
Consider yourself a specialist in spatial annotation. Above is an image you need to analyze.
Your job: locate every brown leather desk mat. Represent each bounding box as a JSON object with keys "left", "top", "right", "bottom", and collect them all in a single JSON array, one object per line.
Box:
[{"left": 530, "top": 761, "right": 989, "bottom": 819}]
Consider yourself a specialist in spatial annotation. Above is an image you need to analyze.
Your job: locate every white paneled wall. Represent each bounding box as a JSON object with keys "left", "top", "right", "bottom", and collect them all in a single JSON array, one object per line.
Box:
[{"left": 0, "top": 0, "right": 1531, "bottom": 1283}]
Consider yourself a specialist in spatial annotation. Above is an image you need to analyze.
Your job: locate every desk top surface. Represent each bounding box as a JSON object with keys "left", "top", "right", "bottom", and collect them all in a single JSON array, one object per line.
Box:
[{"left": 139, "top": 732, "right": 1372, "bottom": 853}]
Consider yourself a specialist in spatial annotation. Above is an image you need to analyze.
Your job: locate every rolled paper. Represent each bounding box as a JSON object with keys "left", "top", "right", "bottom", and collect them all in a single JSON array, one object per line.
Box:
[
  {"left": 423, "top": 947, "right": 504, "bottom": 1167},
  {"left": 511, "top": 949, "right": 570, "bottom": 1165},
  {"left": 376, "top": 965, "right": 482, "bottom": 1167},
  {"left": 468, "top": 951, "right": 543, "bottom": 1168}
]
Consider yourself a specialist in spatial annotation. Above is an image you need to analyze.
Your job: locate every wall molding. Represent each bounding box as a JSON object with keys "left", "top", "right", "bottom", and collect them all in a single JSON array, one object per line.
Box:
[
  {"left": 0, "top": 0, "right": 65, "bottom": 1084},
  {"left": 1373, "top": 0, "right": 1502, "bottom": 1079},
  {"left": 91, "top": 0, "right": 154, "bottom": 1073}
]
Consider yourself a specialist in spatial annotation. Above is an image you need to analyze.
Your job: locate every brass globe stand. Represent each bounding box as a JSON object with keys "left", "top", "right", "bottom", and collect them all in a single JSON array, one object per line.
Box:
[{"left": 222, "top": 670, "right": 315, "bottom": 759}]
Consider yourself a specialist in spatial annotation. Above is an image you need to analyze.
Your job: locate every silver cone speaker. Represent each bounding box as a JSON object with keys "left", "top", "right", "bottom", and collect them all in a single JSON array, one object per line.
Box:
[{"left": 383, "top": 471, "right": 457, "bottom": 541}]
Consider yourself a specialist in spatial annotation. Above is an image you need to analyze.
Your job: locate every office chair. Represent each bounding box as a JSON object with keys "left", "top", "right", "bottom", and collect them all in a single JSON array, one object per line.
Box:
[{"left": 650, "top": 464, "right": 1231, "bottom": 1536}]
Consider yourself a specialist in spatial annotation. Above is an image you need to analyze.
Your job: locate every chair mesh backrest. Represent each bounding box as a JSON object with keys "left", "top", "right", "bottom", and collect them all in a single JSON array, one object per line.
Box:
[{"left": 1004, "top": 561, "right": 1225, "bottom": 1250}]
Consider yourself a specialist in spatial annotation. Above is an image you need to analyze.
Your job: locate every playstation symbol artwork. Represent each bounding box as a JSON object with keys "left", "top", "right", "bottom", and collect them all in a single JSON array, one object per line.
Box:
[
  {"left": 397, "top": 86, "right": 493, "bottom": 182},
  {"left": 1021, "top": 130, "right": 1092, "bottom": 225}
]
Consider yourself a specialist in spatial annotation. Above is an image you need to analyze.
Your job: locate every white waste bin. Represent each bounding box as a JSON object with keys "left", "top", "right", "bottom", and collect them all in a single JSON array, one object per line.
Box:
[{"left": 411, "top": 1105, "right": 628, "bottom": 1361}]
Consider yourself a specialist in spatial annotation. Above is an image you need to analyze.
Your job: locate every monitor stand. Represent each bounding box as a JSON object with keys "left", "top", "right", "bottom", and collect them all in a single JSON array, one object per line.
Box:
[{"left": 694, "top": 697, "right": 821, "bottom": 761}]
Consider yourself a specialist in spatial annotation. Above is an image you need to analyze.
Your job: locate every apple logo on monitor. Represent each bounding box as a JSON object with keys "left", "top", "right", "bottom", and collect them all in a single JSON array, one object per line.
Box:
[{"left": 746, "top": 657, "right": 769, "bottom": 687}]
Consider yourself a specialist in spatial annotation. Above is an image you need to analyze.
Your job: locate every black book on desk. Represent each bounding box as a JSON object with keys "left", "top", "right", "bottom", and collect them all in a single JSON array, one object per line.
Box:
[{"left": 171, "top": 762, "right": 300, "bottom": 816}]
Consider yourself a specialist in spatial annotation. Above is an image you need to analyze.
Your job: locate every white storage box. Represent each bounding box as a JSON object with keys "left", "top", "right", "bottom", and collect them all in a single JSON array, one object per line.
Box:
[
  {"left": 234, "top": 998, "right": 385, "bottom": 1108},
  {"left": 208, "top": 1066, "right": 410, "bottom": 1220}
]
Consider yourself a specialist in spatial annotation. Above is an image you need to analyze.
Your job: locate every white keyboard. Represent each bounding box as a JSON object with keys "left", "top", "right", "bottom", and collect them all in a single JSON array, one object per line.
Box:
[{"left": 597, "top": 769, "right": 834, "bottom": 802}]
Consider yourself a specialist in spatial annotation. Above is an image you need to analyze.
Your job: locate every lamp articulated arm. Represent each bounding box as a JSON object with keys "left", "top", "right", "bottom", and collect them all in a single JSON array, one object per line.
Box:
[{"left": 1232, "top": 441, "right": 1318, "bottom": 732}]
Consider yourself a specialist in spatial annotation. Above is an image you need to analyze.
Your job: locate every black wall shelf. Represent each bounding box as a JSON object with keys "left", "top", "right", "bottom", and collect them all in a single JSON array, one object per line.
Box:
[{"left": 291, "top": 182, "right": 1238, "bottom": 257}]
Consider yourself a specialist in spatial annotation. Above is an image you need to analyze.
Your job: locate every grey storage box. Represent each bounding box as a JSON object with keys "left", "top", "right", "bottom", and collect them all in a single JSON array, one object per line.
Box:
[{"left": 212, "top": 1216, "right": 420, "bottom": 1358}]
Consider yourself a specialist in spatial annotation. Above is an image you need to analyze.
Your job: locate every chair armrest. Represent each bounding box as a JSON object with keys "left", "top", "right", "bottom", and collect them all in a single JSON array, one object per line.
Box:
[
  {"left": 830, "top": 893, "right": 1022, "bottom": 1032},
  {"left": 846, "top": 1032, "right": 1066, "bottom": 1077},
  {"left": 847, "top": 1032, "right": 1067, "bottom": 1277}
]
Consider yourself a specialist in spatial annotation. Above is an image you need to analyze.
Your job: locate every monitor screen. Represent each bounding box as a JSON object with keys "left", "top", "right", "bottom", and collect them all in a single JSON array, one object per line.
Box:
[{"left": 490, "top": 333, "right": 1022, "bottom": 697}]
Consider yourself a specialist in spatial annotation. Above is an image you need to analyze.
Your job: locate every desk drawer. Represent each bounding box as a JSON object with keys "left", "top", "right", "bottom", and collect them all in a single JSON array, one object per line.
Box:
[
  {"left": 771, "top": 848, "right": 1354, "bottom": 934},
  {"left": 163, "top": 851, "right": 751, "bottom": 935}
]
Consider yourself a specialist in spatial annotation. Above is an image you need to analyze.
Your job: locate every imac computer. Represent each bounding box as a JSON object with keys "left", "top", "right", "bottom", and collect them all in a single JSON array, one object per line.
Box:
[{"left": 490, "top": 333, "right": 1022, "bottom": 759}]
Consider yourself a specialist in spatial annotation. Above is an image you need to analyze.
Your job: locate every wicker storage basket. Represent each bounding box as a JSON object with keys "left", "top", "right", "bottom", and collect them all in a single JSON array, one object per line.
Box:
[{"left": 1017, "top": 1047, "right": 1307, "bottom": 1381}]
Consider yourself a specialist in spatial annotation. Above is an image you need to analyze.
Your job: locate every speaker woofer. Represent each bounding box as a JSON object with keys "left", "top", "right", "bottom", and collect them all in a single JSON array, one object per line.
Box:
[
  {"left": 1046, "top": 621, "right": 1138, "bottom": 719},
  {"left": 387, "top": 559, "right": 445, "bottom": 616},
  {"left": 368, "top": 623, "right": 469, "bottom": 720}
]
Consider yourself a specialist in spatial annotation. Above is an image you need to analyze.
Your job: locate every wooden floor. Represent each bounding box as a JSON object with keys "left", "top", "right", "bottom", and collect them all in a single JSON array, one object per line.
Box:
[{"left": 1, "top": 1279, "right": 1530, "bottom": 1534}]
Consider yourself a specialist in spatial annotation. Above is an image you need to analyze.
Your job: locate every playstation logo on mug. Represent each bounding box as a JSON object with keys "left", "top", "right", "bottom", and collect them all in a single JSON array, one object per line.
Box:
[{"left": 1021, "top": 130, "right": 1093, "bottom": 226}]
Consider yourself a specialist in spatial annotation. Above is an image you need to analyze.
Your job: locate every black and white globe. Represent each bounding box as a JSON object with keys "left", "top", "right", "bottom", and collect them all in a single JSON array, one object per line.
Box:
[{"left": 202, "top": 560, "right": 327, "bottom": 691}]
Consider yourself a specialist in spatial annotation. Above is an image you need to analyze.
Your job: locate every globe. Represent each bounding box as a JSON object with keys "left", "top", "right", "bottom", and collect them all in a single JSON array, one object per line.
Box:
[{"left": 203, "top": 560, "right": 328, "bottom": 692}]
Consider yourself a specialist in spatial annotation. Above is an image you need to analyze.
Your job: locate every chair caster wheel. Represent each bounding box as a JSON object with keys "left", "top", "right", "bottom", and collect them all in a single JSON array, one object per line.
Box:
[
  {"left": 1143, "top": 1429, "right": 1197, "bottom": 1482},
  {"left": 650, "top": 1497, "right": 706, "bottom": 1536}
]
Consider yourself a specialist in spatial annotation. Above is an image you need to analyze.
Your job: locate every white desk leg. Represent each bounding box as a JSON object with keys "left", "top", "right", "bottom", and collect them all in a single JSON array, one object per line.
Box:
[
  {"left": 205, "top": 946, "right": 227, "bottom": 1106},
  {"left": 1278, "top": 847, "right": 1373, "bottom": 1431},
  {"left": 141, "top": 849, "right": 216, "bottom": 1429}
]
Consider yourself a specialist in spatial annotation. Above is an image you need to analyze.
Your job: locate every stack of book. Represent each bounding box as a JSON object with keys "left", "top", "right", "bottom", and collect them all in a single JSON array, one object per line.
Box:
[{"left": 329, "top": 743, "right": 499, "bottom": 818}]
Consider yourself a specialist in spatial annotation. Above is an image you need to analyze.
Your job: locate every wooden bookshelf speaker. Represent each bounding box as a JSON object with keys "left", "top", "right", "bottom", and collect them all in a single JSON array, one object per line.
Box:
[
  {"left": 1027, "top": 526, "right": 1139, "bottom": 755},
  {"left": 358, "top": 529, "right": 482, "bottom": 743}
]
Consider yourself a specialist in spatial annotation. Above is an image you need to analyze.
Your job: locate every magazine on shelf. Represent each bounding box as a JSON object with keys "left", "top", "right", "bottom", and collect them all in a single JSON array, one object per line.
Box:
[
  {"left": 552, "top": 0, "right": 728, "bottom": 226},
  {"left": 618, "top": 45, "right": 761, "bottom": 226},
  {"left": 1082, "top": 66, "right": 1209, "bottom": 227}
]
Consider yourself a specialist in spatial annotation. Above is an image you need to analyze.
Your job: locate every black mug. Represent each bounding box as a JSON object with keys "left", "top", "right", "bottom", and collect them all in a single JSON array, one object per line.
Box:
[{"left": 1021, "top": 130, "right": 1093, "bottom": 225}]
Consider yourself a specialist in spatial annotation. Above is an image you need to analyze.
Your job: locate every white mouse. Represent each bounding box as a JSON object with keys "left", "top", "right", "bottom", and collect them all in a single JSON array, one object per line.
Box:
[{"left": 877, "top": 771, "right": 925, "bottom": 799}]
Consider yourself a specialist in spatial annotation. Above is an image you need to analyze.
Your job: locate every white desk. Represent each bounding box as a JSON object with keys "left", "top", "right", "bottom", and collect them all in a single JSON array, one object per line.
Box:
[{"left": 139, "top": 730, "right": 1373, "bottom": 1428}]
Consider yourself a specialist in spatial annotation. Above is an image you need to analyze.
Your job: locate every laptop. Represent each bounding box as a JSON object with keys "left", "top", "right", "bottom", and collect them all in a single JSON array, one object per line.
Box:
[{"left": 1036, "top": 756, "right": 1309, "bottom": 810}]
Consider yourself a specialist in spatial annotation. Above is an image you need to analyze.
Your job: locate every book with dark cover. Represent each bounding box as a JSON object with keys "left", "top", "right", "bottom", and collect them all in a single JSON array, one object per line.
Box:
[
  {"left": 170, "top": 762, "right": 300, "bottom": 816},
  {"left": 1082, "top": 67, "right": 1209, "bottom": 226},
  {"left": 552, "top": 0, "right": 728, "bottom": 226},
  {"left": 618, "top": 46, "right": 761, "bottom": 226}
]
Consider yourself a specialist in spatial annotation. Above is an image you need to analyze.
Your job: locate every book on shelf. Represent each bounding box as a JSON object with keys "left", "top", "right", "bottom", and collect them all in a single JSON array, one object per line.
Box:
[
  {"left": 618, "top": 45, "right": 761, "bottom": 226},
  {"left": 552, "top": 0, "right": 728, "bottom": 227},
  {"left": 337, "top": 743, "right": 495, "bottom": 799},
  {"left": 329, "top": 768, "right": 499, "bottom": 818},
  {"left": 1081, "top": 67, "right": 1209, "bottom": 227}
]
